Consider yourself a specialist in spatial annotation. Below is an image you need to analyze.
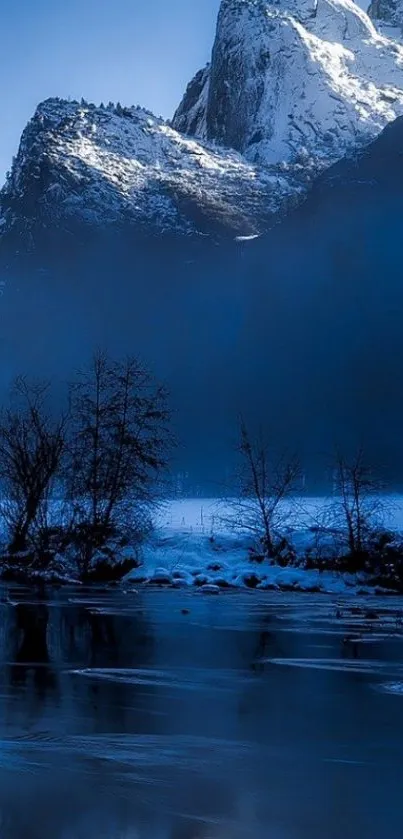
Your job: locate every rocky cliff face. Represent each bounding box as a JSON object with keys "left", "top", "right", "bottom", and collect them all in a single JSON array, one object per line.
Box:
[
  {"left": 0, "top": 97, "right": 308, "bottom": 245},
  {"left": 2, "top": 2, "right": 403, "bottom": 481},
  {"left": 368, "top": 0, "right": 403, "bottom": 34},
  {"left": 173, "top": 0, "right": 403, "bottom": 168},
  {"left": 3, "top": 1, "right": 403, "bottom": 248}
]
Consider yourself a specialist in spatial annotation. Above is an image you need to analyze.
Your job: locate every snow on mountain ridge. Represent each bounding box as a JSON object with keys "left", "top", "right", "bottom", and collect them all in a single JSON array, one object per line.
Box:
[
  {"left": 173, "top": 0, "right": 403, "bottom": 168},
  {"left": 0, "top": 97, "right": 309, "bottom": 239},
  {"left": 3, "top": 1, "right": 403, "bottom": 242}
]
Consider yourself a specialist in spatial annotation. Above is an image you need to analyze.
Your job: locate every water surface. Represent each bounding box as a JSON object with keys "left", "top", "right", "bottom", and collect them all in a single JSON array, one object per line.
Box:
[{"left": 0, "top": 585, "right": 402, "bottom": 838}]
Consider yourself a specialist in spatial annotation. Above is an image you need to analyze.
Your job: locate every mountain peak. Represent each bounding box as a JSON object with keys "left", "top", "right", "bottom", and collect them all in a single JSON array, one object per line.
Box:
[
  {"left": 4, "top": 1, "right": 403, "bottom": 248},
  {"left": 0, "top": 95, "right": 308, "bottom": 245},
  {"left": 217, "top": 0, "right": 318, "bottom": 24},
  {"left": 173, "top": 0, "right": 403, "bottom": 167}
]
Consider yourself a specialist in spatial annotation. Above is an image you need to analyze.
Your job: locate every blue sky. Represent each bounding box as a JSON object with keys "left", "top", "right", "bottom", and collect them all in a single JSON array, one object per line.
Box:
[{"left": 0, "top": 0, "right": 220, "bottom": 184}]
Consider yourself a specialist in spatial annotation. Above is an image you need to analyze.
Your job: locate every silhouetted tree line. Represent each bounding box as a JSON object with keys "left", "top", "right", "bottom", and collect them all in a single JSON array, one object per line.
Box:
[
  {"left": 0, "top": 350, "right": 171, "bottom": 581},
  {"left": 227, "top": 421, "right": 403, "bottom": 588},
  {"left": 0, "top": 362, "right": 402, "bottom": 589}
]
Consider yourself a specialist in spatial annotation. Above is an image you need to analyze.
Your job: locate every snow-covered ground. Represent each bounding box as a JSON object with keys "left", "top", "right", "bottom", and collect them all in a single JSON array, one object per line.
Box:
[{"left": 124, "top": 496, "right": 403, "bottom": 595}]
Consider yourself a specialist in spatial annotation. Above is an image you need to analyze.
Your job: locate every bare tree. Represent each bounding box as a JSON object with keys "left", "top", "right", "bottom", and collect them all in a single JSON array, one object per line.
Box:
[
  {"left": 65, "top": 350, "right": 171, "bottom": 572},
  {"left": 223, "top": 420, "right": 302, "bottom": 563},
  {"left": 327, "top": 448, "right": 386, "bottom": 567},
  {"left": 0, "top": 378, "right": 66, "bottom": 555}
]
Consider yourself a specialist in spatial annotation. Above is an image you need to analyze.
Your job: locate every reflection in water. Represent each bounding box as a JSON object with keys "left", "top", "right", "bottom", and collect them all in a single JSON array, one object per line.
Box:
[
  {"left": 9, "top": 603, "right": 57, "bottom": 698},
  {"left": 251, "top": 614, "right": 273, "bottom": 672},
  {"left": 0, "top": 587, "right": 402, "bottom": 838}
]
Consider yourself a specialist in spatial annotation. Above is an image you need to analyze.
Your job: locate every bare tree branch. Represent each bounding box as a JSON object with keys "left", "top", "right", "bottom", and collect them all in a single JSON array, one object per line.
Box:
[
  {"left": 0, "top": 377, "right": 66, "bottom": 556},
  {"left": 64, "top": 351, "right": 172, "bottom": 574},
  {"left": 222, "top": 419, "right": 302, "bottom": 564}
]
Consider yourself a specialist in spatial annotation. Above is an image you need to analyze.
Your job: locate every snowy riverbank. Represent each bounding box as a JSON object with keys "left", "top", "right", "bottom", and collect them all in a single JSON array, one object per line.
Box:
[{"left": 123, "top": 498, "right": 403, "bottom": 595}]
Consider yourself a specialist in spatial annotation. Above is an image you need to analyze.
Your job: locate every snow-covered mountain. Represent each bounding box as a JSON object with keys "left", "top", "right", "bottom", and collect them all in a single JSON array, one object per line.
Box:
[
  {"left": 2, "top": 2, "right": 403, "bottom": 482},
  {"left": 173, "top": 0, "right": 403, "bottom": 168},
  {"left": 0, "top": 97, "right": 308, "bottom": 243},
  {"left": 2, "top": 0, "right": 403, "bottom": 246}
]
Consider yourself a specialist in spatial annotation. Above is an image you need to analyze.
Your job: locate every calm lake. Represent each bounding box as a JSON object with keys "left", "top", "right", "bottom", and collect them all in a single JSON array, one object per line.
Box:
[{"left": 0, "top": 585, "right": 403, "bottom": 839}]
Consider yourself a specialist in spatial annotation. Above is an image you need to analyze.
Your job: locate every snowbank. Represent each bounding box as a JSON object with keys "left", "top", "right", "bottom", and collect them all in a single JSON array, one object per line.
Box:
[{"left": 123, "top": 498, "right": 401, "bottom": 595}]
